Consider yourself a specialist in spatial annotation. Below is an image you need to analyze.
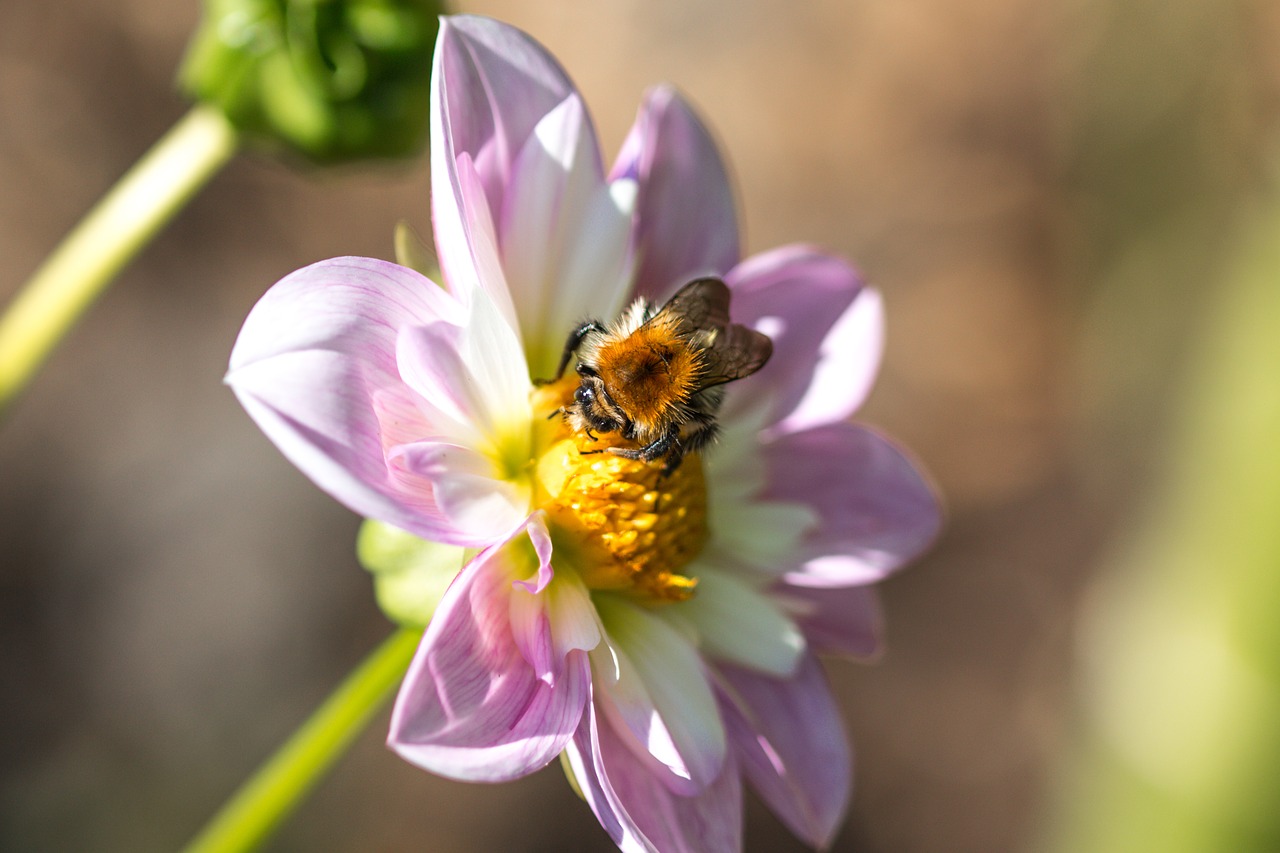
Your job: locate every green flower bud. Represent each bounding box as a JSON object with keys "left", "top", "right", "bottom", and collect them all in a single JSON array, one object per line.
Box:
[{"left": 180, "top": 0, "right": 443, "bottom": 163}]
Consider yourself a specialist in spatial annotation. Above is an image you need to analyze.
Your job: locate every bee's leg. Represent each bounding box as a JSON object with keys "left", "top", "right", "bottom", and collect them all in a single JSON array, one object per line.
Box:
[
  {"left": 576, "top": 427, "right": 605, "bottom": 456},
  {"left": 610, "top": 426, "right": 679, "bottom": 467},
  {"left": 659, "top": 447, "right": 686, "bottom": 476},
  {"left": 535, "top": 321, "right": 605, "bottom": 384},
  {"left": 656, "top": 419, "right": 718, "bottom": 476}
]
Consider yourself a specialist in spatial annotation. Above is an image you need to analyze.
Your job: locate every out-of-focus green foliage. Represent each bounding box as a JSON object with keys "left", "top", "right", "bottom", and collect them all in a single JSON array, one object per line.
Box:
[
  {"left": 1050, "top": 185, "right": 1280, "bottom": 853},
  {"left": 180, "top": 0, "right": 443, "bottom": 163},
  {"left": 1043, "top": 2, "right": 1280, "bottom": 849}
]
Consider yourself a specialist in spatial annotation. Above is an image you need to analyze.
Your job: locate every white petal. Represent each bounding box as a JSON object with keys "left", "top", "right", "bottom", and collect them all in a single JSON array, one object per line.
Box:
[
  {"left": 500, "top": 97, "right": 599, "bottom": 327},
  {"left": 591, "top": 595, "right": 726, "bottom": 791},
  {"left": 390, "top": 441, "right": 530, "bottom": 542},
  {"left": 395, "top": 291, "right": 532, "bottom": 455},
  {"left": 666, "top": 566, "right": 804, "bottom": 677},
  {"left": 498, "top": 95, "right": 635, "bottom": 377},
  {"left": 458, "top": 284, "right": 534, "bottom": 438},
  {"left": 452, "top": 152, "right": 523, "bottom": 333},
  {"left": 703, "top": 404, "right": 770, "bottom": 504},
  {"left": 547, "top": 177, "right": 636, "bottom": 353},
  {"left": 707, "top": 499, "right": 818, "bottom": 576}
]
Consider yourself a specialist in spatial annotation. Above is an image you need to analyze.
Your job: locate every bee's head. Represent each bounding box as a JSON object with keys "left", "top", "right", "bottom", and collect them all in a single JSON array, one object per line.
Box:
[{"left": 572, "top": 373, "right": 627, "bottom": 435}]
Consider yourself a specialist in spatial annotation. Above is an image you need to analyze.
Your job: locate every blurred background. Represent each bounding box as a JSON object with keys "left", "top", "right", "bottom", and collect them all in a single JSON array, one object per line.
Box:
[{"left": 3, "top": 0, "right": 1279, "bottom": 851}]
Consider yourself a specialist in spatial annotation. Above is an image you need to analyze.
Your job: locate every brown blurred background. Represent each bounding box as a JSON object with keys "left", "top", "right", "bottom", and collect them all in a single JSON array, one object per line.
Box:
[{"left": 2, "top": 1, "right": 1278, "bottom": 851}]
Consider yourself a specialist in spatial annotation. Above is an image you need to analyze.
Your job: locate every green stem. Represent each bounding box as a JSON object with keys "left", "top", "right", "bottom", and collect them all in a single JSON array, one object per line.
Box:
[
  {"left": 0, "top": 103, "right": 238, "bottom": 416},
  {"left": 181, "top": 628, "right": 422, "bottom": 853}
]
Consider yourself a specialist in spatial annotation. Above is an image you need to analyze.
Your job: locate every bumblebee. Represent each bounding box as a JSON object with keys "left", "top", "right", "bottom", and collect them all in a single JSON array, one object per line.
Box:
[{"left": 545, "top": 277, "right": 772, "bottom": 472}]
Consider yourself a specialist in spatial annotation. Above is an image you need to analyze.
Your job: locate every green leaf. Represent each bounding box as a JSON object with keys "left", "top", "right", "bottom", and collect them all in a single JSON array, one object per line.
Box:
[{"left": 356, "top": 519, "right": 465, "bottom": 628}]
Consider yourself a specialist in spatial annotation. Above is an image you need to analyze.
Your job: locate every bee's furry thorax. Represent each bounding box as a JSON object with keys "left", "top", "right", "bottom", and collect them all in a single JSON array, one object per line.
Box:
[{"left": 548, "top": 277, "right": 772, "bottom": 473}]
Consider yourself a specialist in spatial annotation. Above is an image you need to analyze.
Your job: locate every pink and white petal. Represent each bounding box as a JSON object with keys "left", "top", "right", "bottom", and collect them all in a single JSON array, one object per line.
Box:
[
  {"left": 591, "top": 597, "right": 727, "bottom": 792},
  {"left": 394, "top": 322, "right": 478, "bottom": 431},
  {"left": 498, "top": 94, "right": 633, "bottom": 375},
  {"left": 226, "top": 258, "right": 482, "bottom": 540},
  {"left": 567, "top": 701, "right": 743, "bottom": 853},
  {"left": 508, "top": 515, "right": 603, "bottom": 681},
  {"left": 499, "top": 95, "right": 594, "bottom": 338},
  {"left": 456, "top": 278, "right": 534, "bottom": 432},
  {"left": 706, "top": 494, "right": 818, "bottom": 578},
  {"left": 395, "top": 288, "right": 531, "bottom": 448},
  {"left": 776, "top": 287, "right": 883, "bottom": 435},
  {"left": 665, "top": 565, "right": 805, "bottom": 677},
  {"left": 389, "top": 440, "right": 530, "bottom": 546},
  {"left": 448, "top": 152, "right": 521, "bottom": 330},
  {"left": 388, "top": 539, "right": 590, "bottom": 782},
  {"left": 432, "top": 16, "right": 584, "bottom": 308},
  {"left": 562, "top": 729, "right": 637, "bottom": 851},
  {"left": 548, "top": 175, "right": 636, "bottom": 335},
  {"left": 722, "top": 246, "right": 874, "bottom": 430},
  {"left": 763, "top": 423, "right": 942, "bottom": 584},
  {"left": 371, "top": 384, "right": 465, "bottom": 455},
  {"left": 228, "top": 257, "right": 460, "bottom": 372},
  {"left": 545, "top": 568, "right": 604, "bottom": 659},
  {"left": 512, "top": 510, "right": 555, "bottom": 594},
  {"left": 775, "top": 582, "right": 884, "bottom": 660},
  {"left": 512, "top": 571, "right": 604, "bottom": 684},
  {"left": 231, "top": 351, "right": 451, "bottom": 542},
  {"left": 716, "top": 654, "right": 850, "bottom": 849},
  {"left": 612, "top": 86, "right": 740, "bottom": 303}
]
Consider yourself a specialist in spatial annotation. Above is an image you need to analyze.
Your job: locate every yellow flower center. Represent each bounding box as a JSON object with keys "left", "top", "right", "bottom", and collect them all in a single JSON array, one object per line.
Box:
[{"left": 530, "top": 377, "right": 707, "bottom": 603}]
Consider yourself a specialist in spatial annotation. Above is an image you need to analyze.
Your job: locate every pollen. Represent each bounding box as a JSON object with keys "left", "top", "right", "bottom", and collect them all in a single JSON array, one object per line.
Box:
[{"left": 531, "top": 378, "right": 707, "bottom": 603}]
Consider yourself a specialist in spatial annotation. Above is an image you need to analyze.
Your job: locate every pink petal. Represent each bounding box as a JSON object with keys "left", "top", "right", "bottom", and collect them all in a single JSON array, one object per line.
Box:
[
  {"left": 394, "top": 284, "right": 531, "bottom": 445},
  {"left": 500, "top": 93, "right": 633, "bottom": 375},
  {"left": 512, "top": 510, "right": 555, "bottom": 594},
  {"left": 565, "top": 700, "right": 743, "bottom": 853},
  {"left": 388, "top": 535, "right": 590, "bottom": 782},
  {"left": 226, "top": 258, "right": 466, "bottom": 542},
  {"left": 780, "top": 287, "right": 883, "bottom": 433},
  {"left": 388, "top": 440, "right": 530, "bottom": 544},
  {"left": 446, "top": 152, "right": 522, "bottom": 333},
  {"left": 776, "top": 582, "right": 884, "bottom": 659},
  {"left": 716, "top": 654, "right": 850, "bottom": 848},
  {"left": 723, "top": 246, "right": 877, "bottom": 431},
  {"left": 763, "top": 423, "right": 942, "bottom": 585},
  {"left": 432, "top": 16, "right": 591, "bottom": 313},
  {"left": 612, "top": 86, "right": 740, "bottom": 303},
  {"left": 508, "top": 514, "right": 602, "bottom": 682},
  {"left": 394, "top": 322, "right": 481, "bottom": 434}
]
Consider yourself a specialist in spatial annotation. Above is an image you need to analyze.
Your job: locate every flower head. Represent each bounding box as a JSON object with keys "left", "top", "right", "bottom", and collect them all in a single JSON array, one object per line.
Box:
[{"left": 227, "top": 15, "right": 940, "bottom": 851}]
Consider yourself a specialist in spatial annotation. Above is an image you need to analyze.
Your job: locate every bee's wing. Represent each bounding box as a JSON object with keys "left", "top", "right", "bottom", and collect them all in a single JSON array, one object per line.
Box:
[
  {"left": 652, "top": 277, "right": 732, "bottom": 330},
  {"left": 698, "top": 323, "right": 773, "bottom": 387}
]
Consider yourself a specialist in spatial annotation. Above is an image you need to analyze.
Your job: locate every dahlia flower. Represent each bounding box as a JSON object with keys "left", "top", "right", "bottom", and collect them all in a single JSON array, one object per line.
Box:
[{"left": 227, "top": 15, "right": 939, "bottom": 851}]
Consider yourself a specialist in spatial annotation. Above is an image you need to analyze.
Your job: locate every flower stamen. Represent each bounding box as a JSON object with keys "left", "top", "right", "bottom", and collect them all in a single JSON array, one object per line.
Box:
[{"left": 532, "top": 378, "right": 706, "bottom": 603}]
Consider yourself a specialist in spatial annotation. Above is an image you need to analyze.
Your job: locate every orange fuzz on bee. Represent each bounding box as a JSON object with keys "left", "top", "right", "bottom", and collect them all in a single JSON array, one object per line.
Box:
[
  {"left": 542, "top": 277, "right": 773, "bottom": 473},
  {"left": 589, "top": 315, "right": 703, "bottom": 435}
]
